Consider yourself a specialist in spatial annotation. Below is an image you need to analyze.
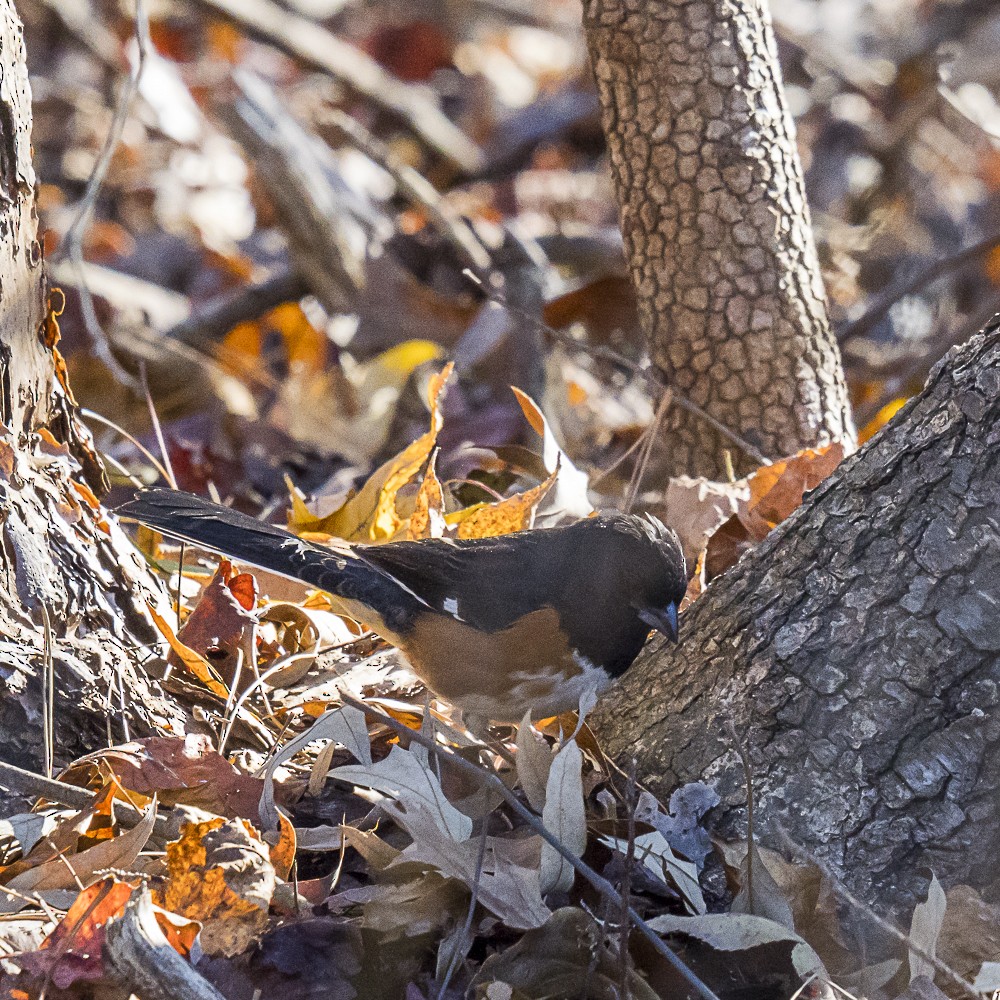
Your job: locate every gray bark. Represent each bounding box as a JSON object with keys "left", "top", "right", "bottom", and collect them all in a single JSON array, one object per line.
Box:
[
  {"left": 583, "top": 0, "right": 854, "bottom": 477},
  {"left": 592, "top": 316, "right": 1000, "bottom": 915},
  {"left": 0, "top": 0, "right": 182, "bottom": 775}
]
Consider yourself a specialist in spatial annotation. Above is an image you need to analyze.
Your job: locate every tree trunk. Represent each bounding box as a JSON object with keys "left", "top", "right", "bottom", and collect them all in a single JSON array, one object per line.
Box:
[
  {"left": 592, "top": 315, "right": 1000, "bottom": 916},
  {"left": 0, "top": 0, "right": 181, "bottom": 777},
  {"left": 583, "top": 0, "right": 854, "bottom": 478}
]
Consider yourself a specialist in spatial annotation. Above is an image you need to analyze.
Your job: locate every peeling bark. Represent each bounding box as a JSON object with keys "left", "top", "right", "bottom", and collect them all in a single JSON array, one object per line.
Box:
[
  {"left": 592, "top": 317, "right": 1000, "bottom": 915},
  {"left": 583, "top": 0, "right": 853, "bottom": 477},
  {"left": 0, "top": 0, "right": 182, "bottom": 776}
]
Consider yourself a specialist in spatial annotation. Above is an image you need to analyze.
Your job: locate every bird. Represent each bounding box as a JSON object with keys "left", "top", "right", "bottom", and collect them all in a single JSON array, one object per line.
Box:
[{"left": 118, "top": 489, "right": 686, "bottom": 732}]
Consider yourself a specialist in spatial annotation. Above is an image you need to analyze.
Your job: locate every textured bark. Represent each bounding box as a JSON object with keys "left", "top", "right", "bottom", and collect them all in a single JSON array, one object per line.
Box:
[
  {"left": 583, "top": 0, "right": 854, "bottom": 477},
  {"left": 0, "top": 0, "right": 182, "bottom": 776},
  {"left": 592, "top": 316, "right": 1000, "bottom": 915}
]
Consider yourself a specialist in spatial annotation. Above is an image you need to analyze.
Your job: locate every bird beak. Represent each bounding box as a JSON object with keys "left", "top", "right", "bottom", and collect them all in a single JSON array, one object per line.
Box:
[{"left": 636, "top": 602, "right": 679, "bottom": 642}]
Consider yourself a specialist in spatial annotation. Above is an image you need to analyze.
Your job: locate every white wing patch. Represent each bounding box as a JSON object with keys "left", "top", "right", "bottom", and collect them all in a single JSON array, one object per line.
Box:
[{"left": 442, "top": 597, "right": 461, "bottom": 618}]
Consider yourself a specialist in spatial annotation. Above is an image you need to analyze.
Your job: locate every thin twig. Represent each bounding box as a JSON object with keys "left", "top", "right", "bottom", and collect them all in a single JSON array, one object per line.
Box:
[
  {"left": 0, "top": 759, "right": 172, "bottom": 840},
  {"left": 57, "top": 0, "right": 152, "bottom": 392},
  {"left": 838, "top": 231, "right": 1000, "bottom": 344},
  {"left": 491, "top": 289, "right": 769, "bottom": 468},
  {"left": 619, "top": 758, "right": 638, "bottom": 1000},
  {"left": 318, "top": 107, "right": 497, "bottom": 286},
  {"left": 774, "top": 826, "right": 980, "bottom": 1000},
  {"left": 337, "top": 691, "right": 721, "bottom": 1000},
  {"left": 138, "top": 362, "right": 177, "bottom": 489},
  {"left": 188, "top": 0, "right": 482, "bottom": 172},
  {"left": 623, "top": 388, "right": 672, "bottom": 512},
  {"left": 80, "top": 409, "right": 172, "bottom": 484},
  {"left": 40, "top": 605, "right": 54, "bottom": 781},
  {"left": 436, "top": 822, "right": 489, "bottom": 999}
]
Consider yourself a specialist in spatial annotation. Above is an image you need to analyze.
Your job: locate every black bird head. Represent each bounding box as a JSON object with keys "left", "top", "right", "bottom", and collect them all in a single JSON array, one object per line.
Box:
[{"left": 625, "top": 513, "right": 687, "bottom": 643}]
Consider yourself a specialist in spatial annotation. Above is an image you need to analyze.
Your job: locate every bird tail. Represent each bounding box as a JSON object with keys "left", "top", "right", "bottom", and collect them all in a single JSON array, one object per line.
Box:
[{"left": 117, "top": 488, "right": 370, "bottom": 599}]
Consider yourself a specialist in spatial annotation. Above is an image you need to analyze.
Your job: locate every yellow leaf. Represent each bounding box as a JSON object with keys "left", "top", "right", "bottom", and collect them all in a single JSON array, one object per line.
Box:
[
  {"left": 407, "top": 449, "right": 446, "bottom": 539},
  {"left": 456, "top": 468, "right": 556, "bottom": 539},
  {"left": 289, "top": 363, "right": 453, "bottom": 541},
  {"left": 376, "top": 339, "right": 444, "bottom": 376},
  {"left": 859, "top": 397, "right": 908, "bottom": 444},
  {"left": 157, "top": 810, "right": 274, "bottom": 957}
]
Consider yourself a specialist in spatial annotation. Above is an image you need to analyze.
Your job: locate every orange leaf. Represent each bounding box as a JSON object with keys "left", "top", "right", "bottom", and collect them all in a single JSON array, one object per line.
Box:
[{"left": 158, "top": 809, "right": 275, "bottom": 957}]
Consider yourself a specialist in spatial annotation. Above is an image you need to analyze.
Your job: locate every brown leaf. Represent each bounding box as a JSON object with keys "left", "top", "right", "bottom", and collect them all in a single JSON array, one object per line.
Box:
[
  {"left": 172, "top": 559, "right": 258, "bottom": 691},
  {"left": 17, "top": 878, "right": 134, "bottom": 990},
  {"left": 705, "top": 443, "right": 845, "bottom": 578},
  {"left": 65, "top": 735, "right": 265, "bottom": 822},
  {"left": 472, "top": 907, "right": 659, "bottom": 999},
  {"left": 157, "top": 807, "right": 276, "bottom": 958}
]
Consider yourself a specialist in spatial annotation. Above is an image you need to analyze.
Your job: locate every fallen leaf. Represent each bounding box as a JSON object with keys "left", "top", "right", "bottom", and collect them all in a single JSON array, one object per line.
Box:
[
  {"left": 705, "top": 443, "right": 844, "bottom": 578},
  {"left": 5, "top": 801, "right": 156, "bottom": 893},
  {"left": 259, "top": 705, "right": 372, "bottom": 830},
  {"left": 539, "top": 738, "right": 585, "bottom": 895},
  {"left": 909, "top": 873, "right": 947, "bottom": 984},
  {"left": 407, "top": 449, "right": 446, "bottom": 539},
  {"left": 601, "top": 830, "right": 706, "bottom": 915},
  {"left": 515, "top": 713, "right": 552, "bottom": 813},
  {"left": 147, "top": 602, "right": 228, "bottom": 699},
  {"left": 511, "top": 387, "right": 592, "bottom": 524},
  {"left": 158, "top": 807, "right": 275, "bottom": 957},
  {"left": 472, "top": 907, "right": 658, "bottom": 999},
  {"left": 290, "top": 363, "right": 453, "bottom": 541},
  {"left": 16, "top": 878, "right": 134, "bottom": 990},
  {"left": 454, "top": 466, "right": 556, "bottom": 539},
  {"left": 172, "top": 559, "right": 258, "bottom": 691},
  {"left": 329, "top": 744, "right": 472, "bottom": 841},
  {"left": 647, "top": 912, "right": 828, "bottom": 985},
  {"left": 730, "top": 838, "right": 796, "bottom": 931}
]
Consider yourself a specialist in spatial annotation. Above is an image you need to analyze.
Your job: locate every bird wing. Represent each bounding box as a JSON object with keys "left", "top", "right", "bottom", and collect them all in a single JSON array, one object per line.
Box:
[{"left": 359, "top": 532, "right": 570, "bottom": 633}]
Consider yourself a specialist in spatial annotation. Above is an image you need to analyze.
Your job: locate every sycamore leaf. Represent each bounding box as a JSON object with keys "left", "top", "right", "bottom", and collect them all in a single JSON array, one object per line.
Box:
[
  {"left": 329, "top": 744, "right": 472, "bottom": 841},
  {"left": 259, "top": 706, "right": 372, "bottom": 830}
]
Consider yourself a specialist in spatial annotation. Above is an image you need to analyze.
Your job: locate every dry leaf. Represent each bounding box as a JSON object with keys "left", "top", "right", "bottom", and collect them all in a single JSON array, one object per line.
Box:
[
  {"left": 171, "top": 559, "right": 258, "bottom": 691},
  {"left": 909, "top": 873, "right": 947, "bottom": 984},
  {"left": 158, "top": 807, "right": 275, "bottom": 957},
  {"left": 601, "top": 830, "right": 706, "bottom": 915},
  {"left": 16, "top": 878, "right": 135, "bottom": 989},
  {"left": 511, "top": 387, "right": 592, "bottom": 524},
  {"left": 289, "top": 362, "right": 453, "bottom": 541},
  {"left": 539, "top": 738, "right": 585, "bottom": 895},
  {"left": 147, "top": 602, "right": 229, "bottom": 699},
  {"left": 329, "top": 744, "right": 472, "bottom": 841},
  {"left": 408, "top": 448, "right": 446, "bottom": 539},
  {"left": 455, "top": 466, "right": 556, "bottom": 539},
  {"left": 515, "top": 713, "right": 553, "bottom": 813},
  {"left": 6, "top": 801, "right": 156, "bottom": 893},
  {"left": 259, "top": 705, "right": 372, "bottom": 830},
  {"left": 647, "top": 912, "right": 828, "bottom": 985}
]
